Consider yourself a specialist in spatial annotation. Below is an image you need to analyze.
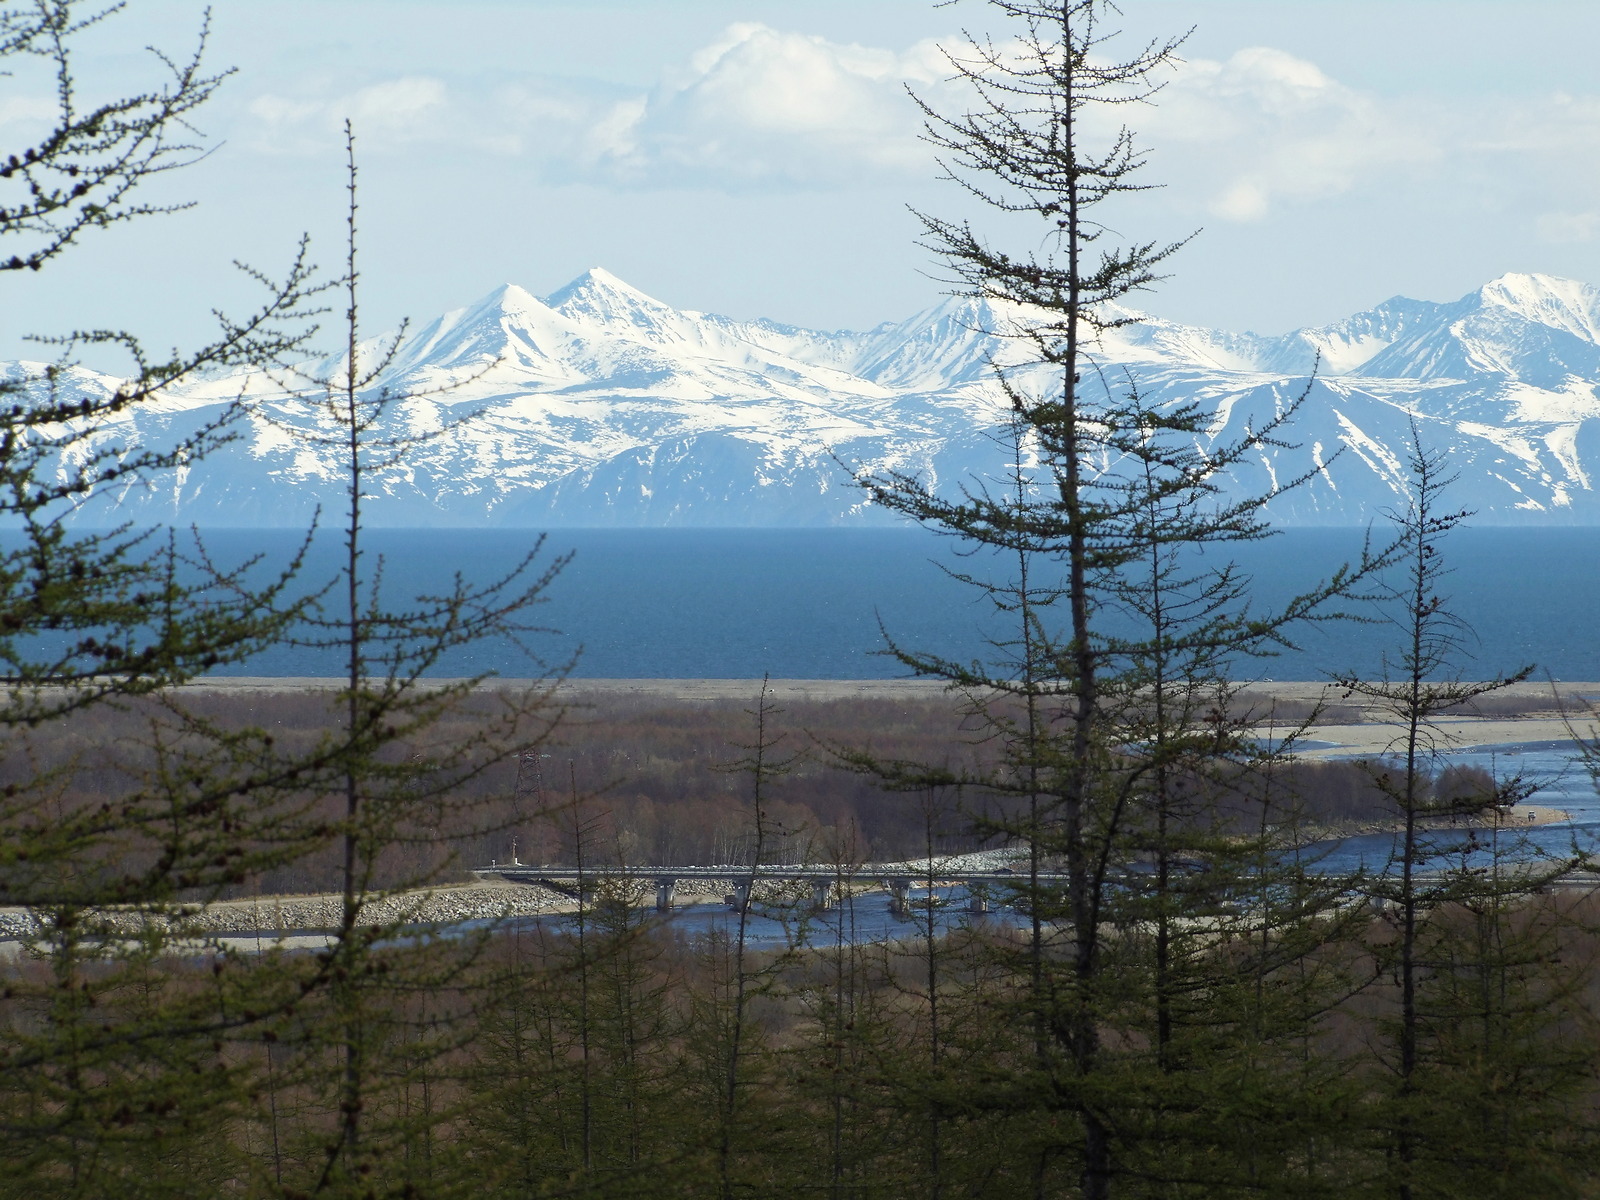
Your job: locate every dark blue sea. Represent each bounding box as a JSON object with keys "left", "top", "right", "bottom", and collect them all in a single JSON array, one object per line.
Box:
[{"left": 164, "top": 525, "right": 1598, "bottom": 683}]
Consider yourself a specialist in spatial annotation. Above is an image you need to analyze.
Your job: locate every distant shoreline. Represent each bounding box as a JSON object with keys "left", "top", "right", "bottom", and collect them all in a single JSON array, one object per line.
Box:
[
  {"left": 181, "top": 676, "right": 1600, "bottom": 705},
  {"left": 177, "top": 677, "right": 956, "bottom": 700}
]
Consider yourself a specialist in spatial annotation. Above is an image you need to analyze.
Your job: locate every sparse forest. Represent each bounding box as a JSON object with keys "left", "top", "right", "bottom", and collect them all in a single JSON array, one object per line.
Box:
[{"left": 2, "top": 1, "right": 1599, "bottom": 1198}]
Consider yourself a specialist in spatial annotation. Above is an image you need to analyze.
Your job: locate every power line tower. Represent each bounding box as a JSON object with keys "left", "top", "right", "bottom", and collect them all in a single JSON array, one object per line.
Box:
[
  {"left": 510, "top": 750, "right": 552, "bottom": 866},
  {"left": 513, "top": 750, "right": 548, "bottom": 810}
]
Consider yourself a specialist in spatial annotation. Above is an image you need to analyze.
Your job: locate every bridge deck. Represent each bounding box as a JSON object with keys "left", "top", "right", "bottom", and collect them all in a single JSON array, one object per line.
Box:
[{"left": 484, "top": 865, "right": 1064, "bottom": 885}]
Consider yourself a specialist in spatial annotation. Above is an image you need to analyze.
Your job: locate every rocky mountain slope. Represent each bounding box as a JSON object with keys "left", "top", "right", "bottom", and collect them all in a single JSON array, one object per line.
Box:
[{"left": 17, "top": 268, "right": 1600, "bottom": 526}]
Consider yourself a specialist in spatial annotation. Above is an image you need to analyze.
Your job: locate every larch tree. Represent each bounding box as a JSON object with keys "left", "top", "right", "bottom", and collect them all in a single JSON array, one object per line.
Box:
[
  {"left": 1335, "top": 425, "right": 1600, "bottom": 1200},
  {"left": 0, "top": 6, "right": 569, "bottom": 1191},
  {"left": 0, "top": 4, "right": 342, "bottom": 1194},
  {"left": 245, "top": 125, "right": 567, "bottom": 1197},
  {"left": 847, "top": 2, "right": 1381, "bottom": 1196}
]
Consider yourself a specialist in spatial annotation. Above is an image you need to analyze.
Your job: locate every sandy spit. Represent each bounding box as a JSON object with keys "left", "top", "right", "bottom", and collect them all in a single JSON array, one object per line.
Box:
[
  {"left": 183, "top": 676, "right": 1600, "bottom": 705},
  {"left": 180, "top": 677, "right": 953, "bottom": 702}
]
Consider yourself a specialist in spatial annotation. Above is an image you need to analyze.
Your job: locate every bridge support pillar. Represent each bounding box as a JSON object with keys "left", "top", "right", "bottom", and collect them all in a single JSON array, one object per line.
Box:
[
  {"left": 810, "top": 879, "right": 833, "bottom": 912},
  {"left": 886, "top": 877, "right": 913, "bottom": 918},
  {"left": 727, "top": 882, "right": 752, "bottom": 913},
  {"left": 654, "top": 877, "right": 677, "bottom": 913},
  {"left": 967, "top": 887, "right": 988, "bottom": 915}
]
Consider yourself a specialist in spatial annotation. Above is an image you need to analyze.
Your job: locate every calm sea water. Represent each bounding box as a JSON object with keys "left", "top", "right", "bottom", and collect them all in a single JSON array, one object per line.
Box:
[{"left": 171, "top": 525, "right": 1599, "bottom": 683}]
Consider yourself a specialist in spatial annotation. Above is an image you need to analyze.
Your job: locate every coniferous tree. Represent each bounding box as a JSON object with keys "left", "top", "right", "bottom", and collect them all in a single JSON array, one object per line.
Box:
[
  {"left": 0, "top": 6, "right": 345, "bottom": 1194},
  {"left": 848, "top": 4, "right": 1382, "bottom": 1195},
  {"left": 248, "top": 126, "right": 566, "bottom": 1196},
  {"left": 698, "top": 677, "right": 795, "bottom": 1199},
  {"left": 1334, "top": 427, "right": 1600, "bottom": 1199}
]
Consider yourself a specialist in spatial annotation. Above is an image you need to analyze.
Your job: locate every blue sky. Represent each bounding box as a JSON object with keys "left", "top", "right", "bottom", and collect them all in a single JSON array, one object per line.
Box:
[{"left": 4, "top": 0, "right": 1600, "bottom": 363}]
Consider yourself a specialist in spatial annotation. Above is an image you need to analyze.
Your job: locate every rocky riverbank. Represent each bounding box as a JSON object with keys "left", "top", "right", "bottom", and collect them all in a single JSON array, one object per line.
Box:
[{"left": 0, "top": 879, "right": 573, "bottom": 942}]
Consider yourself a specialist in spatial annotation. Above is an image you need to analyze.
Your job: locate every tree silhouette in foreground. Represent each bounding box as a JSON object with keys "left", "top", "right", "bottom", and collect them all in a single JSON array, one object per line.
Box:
[
  {"left": 847, "top": 2, "right": 1383, "bottom": 1195},
  {"left": 0, "top": 4, "right": 341, "bottom": 1192},
  {"left": 1337, "top": 426, "right": 1599, "bottom": 1200},
  {"left": 248, "top": 125, "right": 567, "bottom": 1195}
]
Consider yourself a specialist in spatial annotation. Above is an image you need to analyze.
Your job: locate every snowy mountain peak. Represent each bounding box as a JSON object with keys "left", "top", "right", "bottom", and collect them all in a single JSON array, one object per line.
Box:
[
  {"left": 1474, "top": 272, "right": 1600, "bottom": 345},
  {"left": 544, "top": 267, "right": 676, "bottom": 327},
  {"left": 375, "top": 281, "right": 579, "bottom": 383},
  {"left": 482, "top": 282, "right": 548, "bottom": 315},
  {"left": 425, "top": 282, "right": 565, "bottom": 344}
]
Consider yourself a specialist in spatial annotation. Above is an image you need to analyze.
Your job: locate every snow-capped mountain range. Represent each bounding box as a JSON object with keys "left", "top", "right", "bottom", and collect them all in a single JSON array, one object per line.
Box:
[{"left": 17, "top": 268, "right": 1600, "bottom": 526}]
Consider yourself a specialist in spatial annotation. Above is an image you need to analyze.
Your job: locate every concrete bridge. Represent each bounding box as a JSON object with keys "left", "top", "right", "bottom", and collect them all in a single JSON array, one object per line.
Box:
[
  {"left": 481, "top": 859, "right": 1600, "bottom": 925},
  {"left": 481, "top": 863, "right": 1068, "bottom": 917}
]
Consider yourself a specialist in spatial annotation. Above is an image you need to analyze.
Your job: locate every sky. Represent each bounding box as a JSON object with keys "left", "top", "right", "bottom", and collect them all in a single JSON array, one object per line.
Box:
[{"left": 4, "top": 0, "right": 1600, "bottom": 365}]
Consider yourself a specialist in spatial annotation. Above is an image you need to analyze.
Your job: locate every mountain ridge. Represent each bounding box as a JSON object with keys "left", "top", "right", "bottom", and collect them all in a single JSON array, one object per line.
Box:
[{"left": 17, "top": 269, "right": 1600, "bottom": 527}]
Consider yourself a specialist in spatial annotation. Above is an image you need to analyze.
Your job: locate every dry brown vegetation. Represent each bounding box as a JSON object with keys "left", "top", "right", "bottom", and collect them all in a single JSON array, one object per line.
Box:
[
  {"left": 12, "top": 881, "right": 1591, "bottom": 1198},
  {"left": 2, "top": 688, "right": 1508, "bottom": 904},
  {"left": 1230, "top": 687, "right": 1583, "bottom": 724}
]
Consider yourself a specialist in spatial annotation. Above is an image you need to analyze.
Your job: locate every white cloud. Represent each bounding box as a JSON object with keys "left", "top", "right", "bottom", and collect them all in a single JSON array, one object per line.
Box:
[
  {"left": 1137, "top": 47, "right": 1433, "bottom": 223},
  {"left": 345, "top": 78, "right": 448, "bottom": 134},
  {"left": 1124, "top": 46, "right": 1600, "bottom": 243},
  {"left": 237, "top": 25, "right": 948, "bottom": 187},
  {"left": 1539, "top": 212, "right": 1600, "bottom": 244},
  {"left": 1213, "top": 182, "right": 1270, "bottom": 223},
  {"left": 247, "top": 94, "right": 322, "bottom": 128},
  {"left": 0, "top": 96, "right": 59, "bottom": 130},
  {"left": 233, "top": 29, "right": 1600, "bottom": 228},
  {"left": 565, "top": 23, "right": 950, "bottom": 188},
  {"left": 246, "top": 76, "right": 453, "bottom": 151}
]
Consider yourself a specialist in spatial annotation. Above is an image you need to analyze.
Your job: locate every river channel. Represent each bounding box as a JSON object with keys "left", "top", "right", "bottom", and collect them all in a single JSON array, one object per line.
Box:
[{"left": 503, "top": 737, "right": 1600, "bottom": 951}]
